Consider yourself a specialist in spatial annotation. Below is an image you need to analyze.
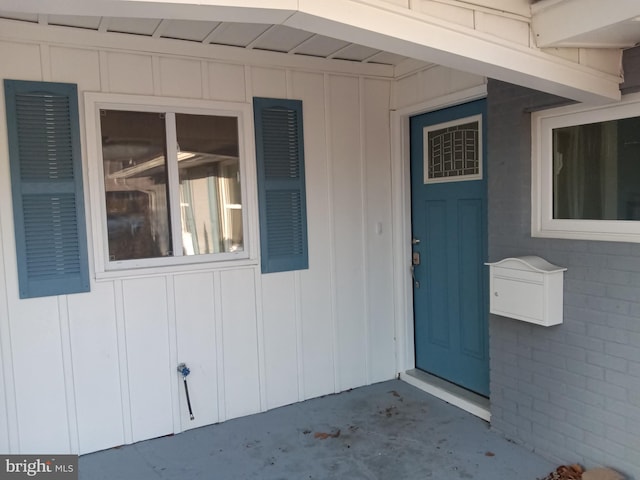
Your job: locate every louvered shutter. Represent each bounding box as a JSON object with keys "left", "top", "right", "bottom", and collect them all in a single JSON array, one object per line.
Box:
[
  {"left": 4, "top": 80, "right": 89, "bottom": 298},
  {"left": 253, "top": 98, "right": 308, "bottom": 273}
]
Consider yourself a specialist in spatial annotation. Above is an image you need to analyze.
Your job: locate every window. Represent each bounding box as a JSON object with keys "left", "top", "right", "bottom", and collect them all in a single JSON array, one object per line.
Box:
[
  {"left": 532, "top": 93, "right": 640, "bottom": 243},
  {"left": 4, "top": 80, "right": 89, "bottom": 298},
  {"left": 85, "top": 94, "right": 252, "bottom": 272},
  {"left": 423, "top": 115, "right": 482, "bottom": 184}
]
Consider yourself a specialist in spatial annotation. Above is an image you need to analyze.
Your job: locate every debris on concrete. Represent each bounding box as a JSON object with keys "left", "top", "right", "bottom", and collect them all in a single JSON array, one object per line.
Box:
[
  {"left": 313, "top": 429, "right": 341, "bottom": 439},
  {"left": 540, "top": 464, "right": 584, "bottom": 480},
  {"left": 540, "top": 464, "right": 626, "bottom": 480},
  {"left": 582, "top": 467, "right": 625, "bottom": 480}
]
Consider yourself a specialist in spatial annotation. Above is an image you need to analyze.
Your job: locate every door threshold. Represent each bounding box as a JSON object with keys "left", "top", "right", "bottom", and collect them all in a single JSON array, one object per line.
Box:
[{"left": 400, "top": 369, "right": 490, "bottom": 422}]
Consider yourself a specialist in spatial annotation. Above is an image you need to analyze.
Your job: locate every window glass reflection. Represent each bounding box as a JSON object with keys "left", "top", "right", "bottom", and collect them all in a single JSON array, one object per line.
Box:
[
  {"left": 100, "top": 110, "right": 172, "bottom": 260},
  {"left": 176, "top": 113, "right": 243, "bottom": 255},
  {"left": 553, "top": 116, "right": 640, "bottom": 220}
]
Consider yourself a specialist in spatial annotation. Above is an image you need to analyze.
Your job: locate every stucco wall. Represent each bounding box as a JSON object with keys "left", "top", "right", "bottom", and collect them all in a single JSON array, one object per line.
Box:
[{"left": 487, "top": 49, "right": 640, "bottom": 479}]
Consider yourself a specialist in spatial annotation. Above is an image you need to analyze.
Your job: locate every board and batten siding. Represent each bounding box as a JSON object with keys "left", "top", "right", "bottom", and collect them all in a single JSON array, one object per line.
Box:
[
  {"left": 0, "top": 38, "right": 397, "bottom": 455},
  {"left": 392, "top": 63, "right": 485, "bottom": 111}
]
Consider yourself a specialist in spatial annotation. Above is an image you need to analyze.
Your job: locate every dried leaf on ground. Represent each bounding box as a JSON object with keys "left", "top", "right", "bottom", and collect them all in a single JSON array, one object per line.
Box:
[
  {"left": 314, "top": 430, "right": 341, "bottom": 439},
  {"left": 540, "top": 464, "right": 584, "bottom": 480}
]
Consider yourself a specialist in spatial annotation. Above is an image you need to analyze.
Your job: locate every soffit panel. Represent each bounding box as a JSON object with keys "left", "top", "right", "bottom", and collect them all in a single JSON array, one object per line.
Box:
[
  {"left": 48, "top": 15, "right": 102, "bottom": 30},
  {"left": 292, "top": 35, "right": 350, "bottom": 57},
  {"left": 107, "top": 17, "right": 162, "bottom": 36},
  {"left": 204, "top": 22, "right": 271, "bottom": 47},
  {"left": 0, "top": 11, "right": 413, "bottom": 66},
  {"left": 0, "top": 10, "right": 37, "bottom": 22},
  {"left": 251, "top": 25, "right": 314, "bottom": 52},
  {"left": 367, "top": 51, "right": 409, "bottom": 65},
  {"left": 333, "top": 43, "right": 381, "bottom": 61},
  {"left": 161, "top": 19, "right": 221, "bottom": 42},
  {"left": 532, "top": 0, "right": 640, "bottom": 48},
  {"left": 558, "top": 21, "right": 640, "bottom": 49}
]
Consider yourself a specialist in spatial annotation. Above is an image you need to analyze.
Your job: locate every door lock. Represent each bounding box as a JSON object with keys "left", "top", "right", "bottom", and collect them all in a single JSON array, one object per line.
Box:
[
  {"left": 411, "top": 252, "right": 421, "bottom": 288},
  {"left": 410, "top": 265, "right": 420, "bottom": 289}
]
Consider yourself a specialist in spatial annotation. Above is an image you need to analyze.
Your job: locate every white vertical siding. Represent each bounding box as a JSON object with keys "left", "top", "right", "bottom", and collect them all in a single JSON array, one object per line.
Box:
[
  {"left": 0, "top": 35, "right": 407, "bottom": 454},
  {"left": 249, "top": 66, "right": 288, "bottom": 98},
  {"left": 10, "top": 298, "right": 71, "bottom": 453},
  {"left": 174, "top": 272, "right": 219, "bottom": 430},
  {"left": 105, "top": 52, "right": 154, "bottom": 94},
  {"left": 159, "top": 57, "right": 203, "bottom": 98},
  {"left": 67, "top": 283, "right": 124, "bottom": 454},
  {"left": 208, "top": 62, "right": 246, "bottom": 102},
  {"left": 328, "top": 75, "right": 368, "bottom": 391},
  {"left": 291, "top": 71, "right": 336, "bottom": 400},
  {"left": 0, "top": 42, "right": 42, "bottom": 82},
  {"left": 249, "top": 65, "right": 300, "bottom": 410},
  {"left": 0, "top": 44, "right": 23, "bottom": 455},
  {"left": 392, "top": 65, "right": 485, "bottom": 110},
  {"left": 50, "top": 47, "right": 101, "bottom": 90},
  {"left": 122, "top": 277, "right": 174, "bottom": 442},
  {"left": 363, "top": 78, "right": 396, "bottom": 383},
  {"left": 0, "top": 237, "right": 14, "bottom": 454},
  {"left": 0, "top": 340, "right": 9, "bottom": 453},
  {"left": 220, "top": 269, "right": 261, "bottom": 419},
  {"left": 261, "top": 273, "right": 300, "bottom": 409}
]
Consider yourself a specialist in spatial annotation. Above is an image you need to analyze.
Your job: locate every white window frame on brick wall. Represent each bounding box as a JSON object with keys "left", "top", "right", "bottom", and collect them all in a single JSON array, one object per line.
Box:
[
  {"left": 85, "top": 92, "right": 258, "bottom": 277},
  {"left": 532, "top": 91, "right": 640, "bottom": 243}
]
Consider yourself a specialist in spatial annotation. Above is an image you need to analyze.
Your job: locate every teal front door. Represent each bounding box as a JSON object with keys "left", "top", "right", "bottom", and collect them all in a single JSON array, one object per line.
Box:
[{"left": 410, "top": 99, "right": 489, "bottom": 397}]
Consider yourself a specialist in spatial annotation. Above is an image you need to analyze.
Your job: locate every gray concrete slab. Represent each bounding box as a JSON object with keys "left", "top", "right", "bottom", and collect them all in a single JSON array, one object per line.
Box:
[{"left": 79, "top": 380, "right": 556, "bottom": 479}]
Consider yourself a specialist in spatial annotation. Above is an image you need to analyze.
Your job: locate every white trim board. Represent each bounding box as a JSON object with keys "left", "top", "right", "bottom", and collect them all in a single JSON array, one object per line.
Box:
[{"left": 401, "top": 369, "right": 491, "bottom": 422}]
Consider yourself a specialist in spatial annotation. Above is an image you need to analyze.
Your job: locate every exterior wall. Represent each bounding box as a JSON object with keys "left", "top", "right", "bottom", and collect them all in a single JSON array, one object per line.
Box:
[
  {"left": 487, "top": 53, "right": 640, "bottom": 478},
  {"left": 392, "top": 64, "right": 485, "bottom": 111},
  {"left": 0, "top": 36, "right": 397, "bottom": 455}
]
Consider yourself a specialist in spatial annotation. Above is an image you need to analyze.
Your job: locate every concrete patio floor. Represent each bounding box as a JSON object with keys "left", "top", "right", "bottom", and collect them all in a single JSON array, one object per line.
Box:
[{"left": 79, "top": 380, "right": 556, "bottom": 479}]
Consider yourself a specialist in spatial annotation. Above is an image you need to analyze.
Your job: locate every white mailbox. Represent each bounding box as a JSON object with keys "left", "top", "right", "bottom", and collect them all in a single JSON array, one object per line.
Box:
[{"left": 486, "top": 256, "right": 566, "bottom": 327}]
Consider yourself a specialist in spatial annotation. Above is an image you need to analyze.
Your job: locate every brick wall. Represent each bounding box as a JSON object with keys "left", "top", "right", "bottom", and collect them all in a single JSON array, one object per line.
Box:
[{"left": 487, "top": 48, "right": 640, "bottom": 479}]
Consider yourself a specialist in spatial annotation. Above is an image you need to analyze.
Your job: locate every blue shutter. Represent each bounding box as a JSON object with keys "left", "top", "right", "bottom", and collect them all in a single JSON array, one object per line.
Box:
[
  {"left": 253, "top": 97, "right": 308, "bottom": 274},
  {"left": 4, "top": 80, "right": 90, "bottom": 298}
]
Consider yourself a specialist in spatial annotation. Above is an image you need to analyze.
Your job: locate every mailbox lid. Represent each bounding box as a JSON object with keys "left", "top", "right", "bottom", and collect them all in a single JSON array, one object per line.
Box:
[{"left": 485, "top": 256, "right": 566, "bottom": 273}]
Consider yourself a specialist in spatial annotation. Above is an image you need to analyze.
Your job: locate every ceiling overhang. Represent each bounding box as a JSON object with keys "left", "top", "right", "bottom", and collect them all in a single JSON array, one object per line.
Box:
[
  {"left": 532, "top": 0, "right": 640, "bottom": 48},
  {"left": 288, "top": 0, "right": 620, "bottom": 104},
  {"left": 0, "top": 0, "right": 624, "bottom": 104}
]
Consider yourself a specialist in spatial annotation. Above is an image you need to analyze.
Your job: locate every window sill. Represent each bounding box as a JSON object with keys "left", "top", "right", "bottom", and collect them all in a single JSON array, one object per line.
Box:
[
  {"left": 532, "top": 219, "right": 640, "bottom": 244},
  {"left": 94, "top": 257, "right": 259, "bottom": 281}
]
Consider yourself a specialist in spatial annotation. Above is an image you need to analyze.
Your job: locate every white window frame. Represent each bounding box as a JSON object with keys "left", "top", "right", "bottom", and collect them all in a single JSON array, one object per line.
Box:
[
  {"left": 84, "top": 92, "right": 257, "bottom": 276},
  {"left": 532, "top": 91, "right": 640, "bottom": 243}
]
